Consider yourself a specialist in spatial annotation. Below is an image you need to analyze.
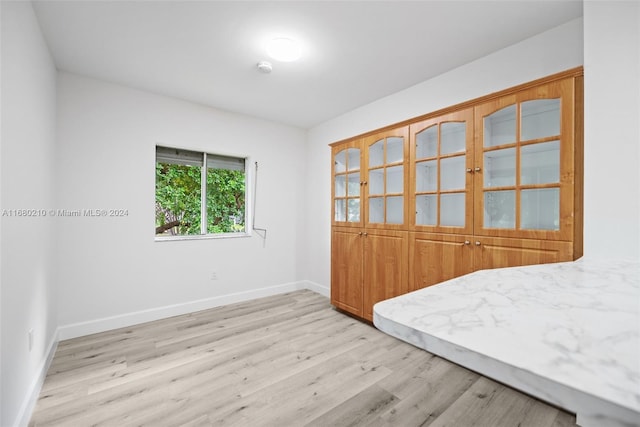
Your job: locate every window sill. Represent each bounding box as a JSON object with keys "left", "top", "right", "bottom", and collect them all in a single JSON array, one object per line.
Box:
[{"left": 155, "top": 232, "right": 251, "bottom": 242}]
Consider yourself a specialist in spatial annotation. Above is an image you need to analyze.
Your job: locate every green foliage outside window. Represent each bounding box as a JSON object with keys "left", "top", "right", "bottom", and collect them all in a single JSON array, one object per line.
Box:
[{"left": 155, "top": 162, "right": 245, "bottom": 236}]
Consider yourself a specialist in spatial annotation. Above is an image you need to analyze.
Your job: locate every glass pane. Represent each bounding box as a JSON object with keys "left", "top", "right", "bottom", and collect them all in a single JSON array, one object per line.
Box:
[
  {"left": 347, "top": 173, "right": 360, "bottom": 196},
  {"left": 416, "top": 195, "right": 437, "bottom": 226},
  {"left": 440, "top": 193, "right": 465, "bottom": 227},
  {"left": 484, "top": 148, "right": 516, "bottom": 188},
  {"left": 369, "top": 169, "right": 384, "bottom": 195},
  {"left": 387, "top": 137, "right": 404, "bottom": 164},
  {"left": 440, "top": 156, "right": 466, "bottom": 191},
  {"left": 369, "top": 197, "right": 384, "bottom": 223},
  {"left": 347, "top": 199, "right": 360, "bottom": 222},
  {"left": 369, "top": 140, "right": 384, "bottom": 167},
  {"left": 521, "top": 141, "right": 560, "bottom": 185},
  {"left": 156, "top": 162, "right": 202, "bottom": 236},
  {"left": 387, "top": 196, "right": 403, "bottom": 224},
  {"left": 521, "top": 188, "right": 560, "bottom": 230},
  {"left": 441, "top": 122, "right": 466, "bottom": 155},
  {"left": 484, "top": 105, "right": 516, "bottom": 147},
  {"left": 416, "top": 160, "right": 437, "bottom": 192},
  {"left": 387, "top": 165, "right": 403, "bottom": 194},
  {"left": 335, "top": 199, "right": 346, "bottom": 222},
  {"left": 416, "top": 125, "right": 438, "bottom": 158},
  {"left": 334, "top": 150, "right": 346, "bottom": 173},
  {"left": 334, "top": 175, "right": 346, "bottom": 197},
  {"left": 484, "top": 190, "right": 515, "bottom": 229},
  {"left": 347, "top": 148, "right": 360, "bottom": 171},
  {"left": 521, "top": 99, "right": 560, "bottom": 141}
]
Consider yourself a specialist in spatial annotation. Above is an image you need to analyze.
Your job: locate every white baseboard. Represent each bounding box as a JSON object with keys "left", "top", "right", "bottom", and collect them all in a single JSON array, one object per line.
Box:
[
  {"left": 14, "top": 330, "right": 59, "bottom": 427},
  {"left": 58, "top": 280, "right": 330, "bottom": 341},
  {"left": 298, "top": 280, "right": 330, "bottom": 298}
]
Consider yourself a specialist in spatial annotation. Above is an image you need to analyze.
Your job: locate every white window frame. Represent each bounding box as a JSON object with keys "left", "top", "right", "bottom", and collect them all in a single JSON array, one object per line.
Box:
[{"left": 155, "top": 145, "right": 252, "bottom": 241}]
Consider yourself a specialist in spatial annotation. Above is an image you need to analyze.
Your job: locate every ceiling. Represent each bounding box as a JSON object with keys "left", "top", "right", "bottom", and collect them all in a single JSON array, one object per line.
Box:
[{"left": 32, "top": 1, "right": 583, "bottom": 129}]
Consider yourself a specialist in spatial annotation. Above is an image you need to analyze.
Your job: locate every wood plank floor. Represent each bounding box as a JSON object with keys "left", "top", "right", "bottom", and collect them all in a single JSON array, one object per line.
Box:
[{"left": 30, "top": 290, "right": 577, "bottom": 427}]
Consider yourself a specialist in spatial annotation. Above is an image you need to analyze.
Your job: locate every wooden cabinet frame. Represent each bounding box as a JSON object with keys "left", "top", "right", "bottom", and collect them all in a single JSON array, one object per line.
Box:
[{"left": 330, "top": 68, "right": 583, "bottom": 320}]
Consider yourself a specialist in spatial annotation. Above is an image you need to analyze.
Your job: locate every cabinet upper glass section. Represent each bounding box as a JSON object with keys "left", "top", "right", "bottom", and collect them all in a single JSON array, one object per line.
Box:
[
  {"left": 413, "top": 118, "right": 469, "bottom": 231},
  {"left": 480, "top": 96, "right": 563, "bottom": 232},
  {"left": 333, "top": 146, "right": 361, "bottom": 224},
  {"left": 366, "top": 134, "right": 406, "bottom": 226}
]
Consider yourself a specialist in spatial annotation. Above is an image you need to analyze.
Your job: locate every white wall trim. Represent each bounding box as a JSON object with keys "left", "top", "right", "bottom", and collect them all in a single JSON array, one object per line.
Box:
[
  {"left": 14, "top": 330, "right": 59, "bottom": 427},
  {"left": 58, "top": 281, "right": 330, "bottom": 340},
  {"left": 298, "top": 280, "right": 330, "bottom": 298}
]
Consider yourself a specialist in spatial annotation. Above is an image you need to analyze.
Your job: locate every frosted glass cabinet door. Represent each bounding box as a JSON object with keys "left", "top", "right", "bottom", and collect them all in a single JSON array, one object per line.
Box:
[
  {"left": 410, "top": 109, "right": 473, "bottom": 233},
  {"left": 475, "top": 77, "right": 575, "bottom": 238},
  {"left": 332, "top": 145, "right": 362, "bottom": 225},
  {"left": 364, "top": 128, "right": 408, "bottom": 227}
]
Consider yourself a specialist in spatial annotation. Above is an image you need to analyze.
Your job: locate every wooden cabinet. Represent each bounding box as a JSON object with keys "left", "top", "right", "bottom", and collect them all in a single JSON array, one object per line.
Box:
[
  {"left": 331, "top": 227, "right": 364, "bottom": 316},
  {"left": 409, "top": 108, "right": 475, "bottom": 235},
  {"left": 331, "top": 68, "right": 583, "bottom": 320},
  {"left": 362, "top": 230, "right": 408, "bottom": 320},
  {"left": 409, "top": 233, "right": 573, "bottom": 292},
  {"left": 409, "top": 233, "right": 475, "bottom": 292},
  {"left": 331, "top": 227, "right": 408, "bottom": 321},
  {"left": 473, "top": 77, "right": 582, "bottom": 247},
  {"left": 331, "top": 127, "right": 409, "bottom": 321}
]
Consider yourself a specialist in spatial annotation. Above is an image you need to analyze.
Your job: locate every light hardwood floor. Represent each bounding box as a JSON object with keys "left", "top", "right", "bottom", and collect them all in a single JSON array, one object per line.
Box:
[{"left": 30, "top": 290, "right": 577, "bottom": 426}]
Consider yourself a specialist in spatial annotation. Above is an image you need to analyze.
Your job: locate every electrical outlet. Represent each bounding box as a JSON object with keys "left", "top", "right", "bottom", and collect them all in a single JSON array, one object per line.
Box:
[{"left": 28, "top": 329, "right": 34, "bottom": 352}]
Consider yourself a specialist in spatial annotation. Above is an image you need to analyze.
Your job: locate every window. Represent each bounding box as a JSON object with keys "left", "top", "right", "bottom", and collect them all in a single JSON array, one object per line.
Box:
[{"left": 155, "top": 146, "right": 247, "bottom": 238}]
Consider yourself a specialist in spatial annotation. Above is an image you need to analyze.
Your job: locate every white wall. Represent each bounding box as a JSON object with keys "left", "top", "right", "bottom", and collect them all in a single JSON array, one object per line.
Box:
[
  {"left": 583, "top": 1, "right": 640, "bottom": 261},
  {"left": 0, "top": 2, "right": 58, "bottom": 426},
  {"left": 55, "top": 73, "right": 309, "bottom": 338},
  {"left": 304, "top": 18, "right": 585, "bottom": 288}
]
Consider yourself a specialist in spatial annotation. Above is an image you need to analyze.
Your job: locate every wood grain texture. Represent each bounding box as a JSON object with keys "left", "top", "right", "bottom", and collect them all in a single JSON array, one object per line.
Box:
[{"left": 30, "top": 291, "right": 576, "bottom": 427}]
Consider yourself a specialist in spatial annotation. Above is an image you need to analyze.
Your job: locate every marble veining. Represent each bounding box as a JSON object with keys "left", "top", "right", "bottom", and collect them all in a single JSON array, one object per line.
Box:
[{"left": 373, "top": 258, "right": 640, "bottom": 427}]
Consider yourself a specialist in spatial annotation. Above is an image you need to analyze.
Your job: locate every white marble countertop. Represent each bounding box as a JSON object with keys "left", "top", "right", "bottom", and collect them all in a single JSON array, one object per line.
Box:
[{"left": 373, "top": 258, "right": 640, "bottom": 427}]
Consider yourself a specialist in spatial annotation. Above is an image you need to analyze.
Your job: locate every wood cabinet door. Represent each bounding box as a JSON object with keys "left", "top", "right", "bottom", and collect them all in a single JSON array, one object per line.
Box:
[
  {"left": 473, "top": 237, "right": 574, "bottom": 271},
  {"left": 473, "top": 78, "right": 577, "bottom": 241},
  {"left": 331, "top": 228, "right": 364, "bottom": 317},
  {"left": 409, "top": 109, "right": 474, "bottom": 235},
  {"left": 409, "top": 232, "right": 474, "bottom": 292},
  {"left": 331, "top": 139, "right": 364, "bottom": 227},
  {"left": 362, "top": 127, "right": 410, "bottom": 231},
  {"left": 362, "top": 230, "right": 408, "bottom": 321}
]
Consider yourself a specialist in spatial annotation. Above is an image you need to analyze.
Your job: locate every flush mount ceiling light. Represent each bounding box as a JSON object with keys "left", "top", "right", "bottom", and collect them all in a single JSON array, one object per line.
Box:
[{"left": 266, "top": 37, "right": 301, "bottom": 62}]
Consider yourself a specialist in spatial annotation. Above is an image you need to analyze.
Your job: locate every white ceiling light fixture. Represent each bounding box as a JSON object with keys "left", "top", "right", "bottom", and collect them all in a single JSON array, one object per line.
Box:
[{"left": 266, "top": 37, "right": 302, "bottom": 62}]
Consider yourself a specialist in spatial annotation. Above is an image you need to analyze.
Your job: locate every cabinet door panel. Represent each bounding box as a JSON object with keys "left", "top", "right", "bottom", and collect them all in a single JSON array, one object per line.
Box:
[
  {"left": 409, "top": 233, "right": 474, "bottom": 292},
  {"left": 332, "top": 140, "right": 363, "bottom": 227},
  {"left": 363, "top": 128, "right": 409, "bottom": 230},
  {"left": 474, "top": 237, "right": 573, "bottom": 271},
  {"left": 363, "top": 231, "right": 408, "bottom": 321},
  {"left": 410, "top": 109, "right": 474, "bottom": 235},
  {"left": 331, "top": 229, "right": 363, "bottom": 316},
  {"left": 474, "top": 78, "right": 576, "bottom": 241}
]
